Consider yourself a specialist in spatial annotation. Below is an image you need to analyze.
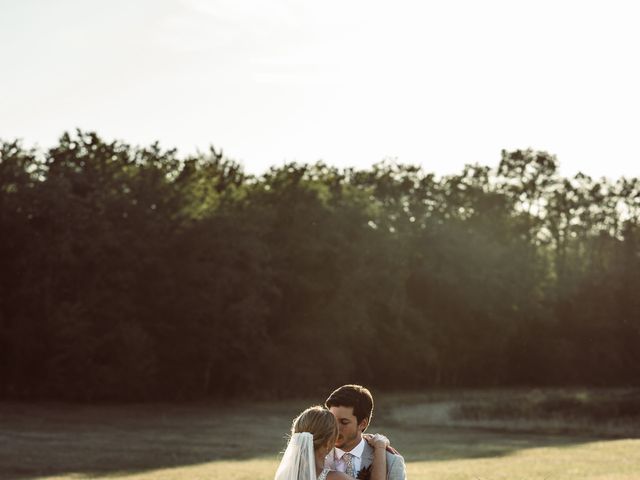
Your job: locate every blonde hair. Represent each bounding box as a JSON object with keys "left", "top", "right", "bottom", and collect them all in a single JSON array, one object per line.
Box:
[{"left": 291, "top": 405, "right": 338, "bottom": 452}]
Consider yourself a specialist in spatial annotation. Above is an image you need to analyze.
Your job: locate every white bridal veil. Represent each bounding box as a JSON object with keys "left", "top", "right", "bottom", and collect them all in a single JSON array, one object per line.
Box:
[{"left": 275, "top": 432, "right": 316, "bottom": 480}]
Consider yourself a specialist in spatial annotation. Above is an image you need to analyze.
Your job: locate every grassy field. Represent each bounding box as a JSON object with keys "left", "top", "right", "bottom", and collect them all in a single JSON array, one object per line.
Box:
[{"left": 1, "top": 389, "right": 639, "bottom": 480}]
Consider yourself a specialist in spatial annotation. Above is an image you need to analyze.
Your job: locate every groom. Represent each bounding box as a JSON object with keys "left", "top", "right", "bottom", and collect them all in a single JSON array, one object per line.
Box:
[{"left": 324, "top": 384, "right": 406, "bottom": 480}]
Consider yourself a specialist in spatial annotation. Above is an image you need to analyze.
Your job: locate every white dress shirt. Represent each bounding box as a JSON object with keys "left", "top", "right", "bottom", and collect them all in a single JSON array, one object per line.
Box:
[{"left": 326, "top": 438, "right": 366, "bottom": 475}]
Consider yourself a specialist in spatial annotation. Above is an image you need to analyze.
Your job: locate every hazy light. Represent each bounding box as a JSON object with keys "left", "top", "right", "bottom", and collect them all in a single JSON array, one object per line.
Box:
[{"left": 1, "top": 0, "right": 638, "bottom": 180}]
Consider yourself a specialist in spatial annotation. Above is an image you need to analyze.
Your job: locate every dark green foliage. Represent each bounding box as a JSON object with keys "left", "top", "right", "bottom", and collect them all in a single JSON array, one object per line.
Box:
[{"left": 0, "top": 134, "right": 638, "bottom": 400}]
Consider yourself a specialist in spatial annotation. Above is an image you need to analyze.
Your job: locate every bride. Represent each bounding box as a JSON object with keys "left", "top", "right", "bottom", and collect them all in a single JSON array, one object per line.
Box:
[{"left": 275, "top": 406, "right": 389, "bottom": 480}]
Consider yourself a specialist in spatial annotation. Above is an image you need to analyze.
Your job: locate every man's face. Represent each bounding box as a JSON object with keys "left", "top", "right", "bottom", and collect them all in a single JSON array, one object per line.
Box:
[{"left": 329, "top": 405, "right": 367, "bottom": 452}]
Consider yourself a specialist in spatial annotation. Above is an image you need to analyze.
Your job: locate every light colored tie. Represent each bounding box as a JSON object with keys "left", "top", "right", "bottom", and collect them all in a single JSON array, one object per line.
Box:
[{"left": 343, "top": 453, "right": 356, "bottom": 477}]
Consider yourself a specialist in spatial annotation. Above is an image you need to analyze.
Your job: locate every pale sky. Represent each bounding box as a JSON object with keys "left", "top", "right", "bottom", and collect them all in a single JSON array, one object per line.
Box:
[{"left": 2, "top": 0, "right": 639, "bottom": 179}]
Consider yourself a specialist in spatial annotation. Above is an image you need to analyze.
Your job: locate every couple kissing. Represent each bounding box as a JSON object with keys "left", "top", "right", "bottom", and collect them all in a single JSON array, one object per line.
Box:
[{"left": 275, "top": 384, "right": 407, "bottom": 480}]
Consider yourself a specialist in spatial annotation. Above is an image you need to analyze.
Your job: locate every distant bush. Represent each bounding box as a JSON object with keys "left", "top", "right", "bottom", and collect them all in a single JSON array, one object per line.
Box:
[{"left": 451, "top": 389, "right": 640, "bottom": 422}]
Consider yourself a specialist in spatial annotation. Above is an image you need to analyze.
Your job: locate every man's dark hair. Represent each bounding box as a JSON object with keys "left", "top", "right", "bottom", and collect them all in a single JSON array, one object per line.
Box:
[{"left": 325, "top": 384, "right": 374, "bottom": 426}]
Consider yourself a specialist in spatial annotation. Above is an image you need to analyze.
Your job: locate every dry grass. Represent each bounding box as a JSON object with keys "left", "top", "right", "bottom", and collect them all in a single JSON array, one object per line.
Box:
[{"left": 1, "top": 389, "right": 639, "bottom": 480}]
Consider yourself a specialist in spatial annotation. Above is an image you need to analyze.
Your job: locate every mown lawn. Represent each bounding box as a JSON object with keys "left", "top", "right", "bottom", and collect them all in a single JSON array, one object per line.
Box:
[{"left": 1, "top": 389, "right": 639, "bottom": 480}]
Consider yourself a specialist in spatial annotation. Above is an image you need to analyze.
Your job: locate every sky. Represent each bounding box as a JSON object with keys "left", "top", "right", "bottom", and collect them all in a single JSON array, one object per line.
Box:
[{"left": 1, "top": 0, "right": 639, "bottom": 179}]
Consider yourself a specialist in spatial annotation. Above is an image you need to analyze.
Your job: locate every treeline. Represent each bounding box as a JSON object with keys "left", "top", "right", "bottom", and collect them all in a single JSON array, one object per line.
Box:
[{"left": 1, "top": 131, "right": 639, "bottom": 401}]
